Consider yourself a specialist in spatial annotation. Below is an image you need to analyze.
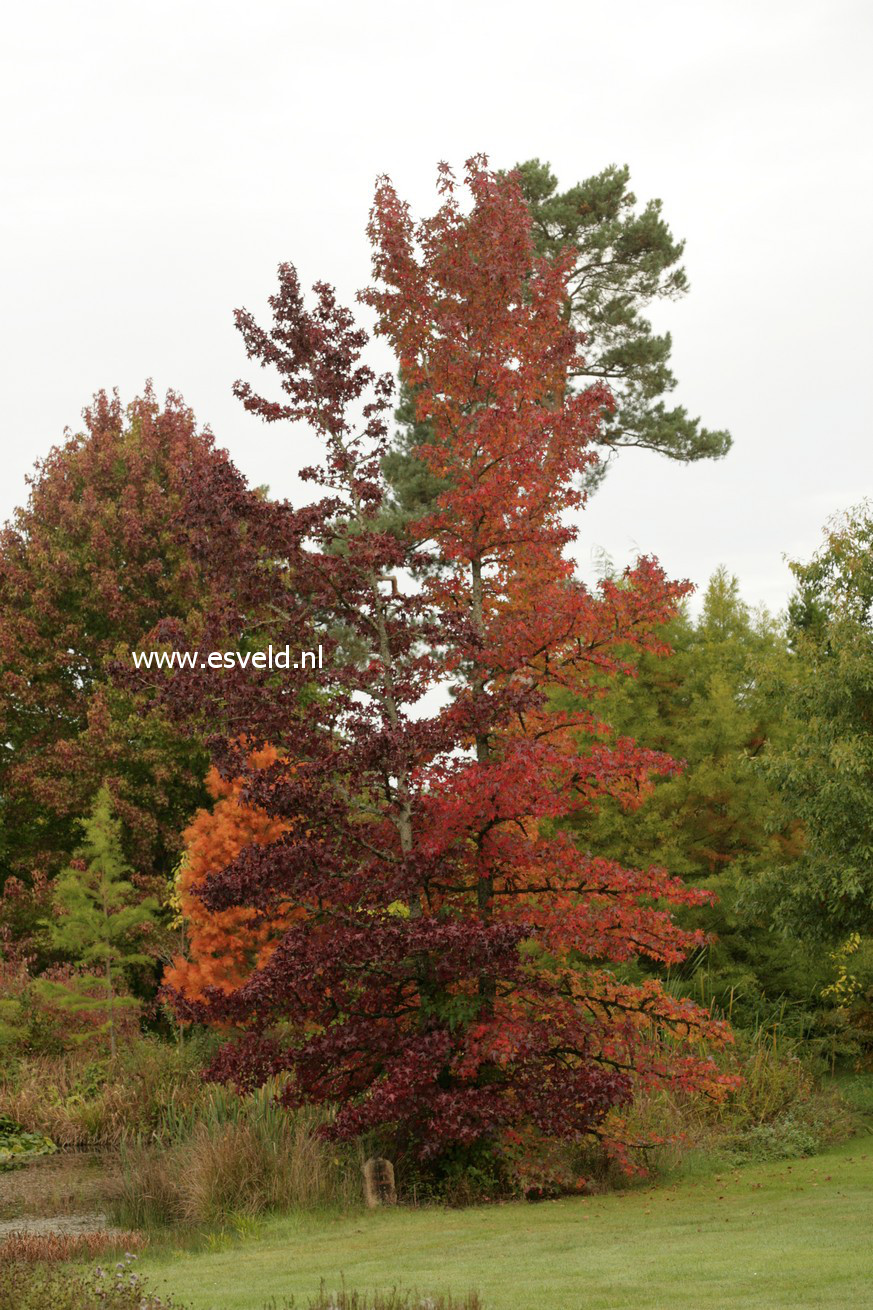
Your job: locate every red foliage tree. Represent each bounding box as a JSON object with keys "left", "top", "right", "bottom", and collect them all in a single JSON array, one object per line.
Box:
[
  {"left": 0, "top": 387, "right": 248, "bottom": 890},
  {"left": 162, "top": 158, "right": 735, "bottom": 1166}
]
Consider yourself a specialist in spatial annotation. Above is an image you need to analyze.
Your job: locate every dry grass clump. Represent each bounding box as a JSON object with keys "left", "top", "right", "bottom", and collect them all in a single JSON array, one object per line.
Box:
[
  {"left": 0, "top": 1227, "right": 146, "bottom": 1262},
  {"left": 267, "top": 1287, "right": 485, "bottom": 1310},
  {"left": 113, "top": 1086, "right": 359, "bottom": 1228},
  {"left": 0, "top": 1041, "right": 205, "bottom": 1149}
]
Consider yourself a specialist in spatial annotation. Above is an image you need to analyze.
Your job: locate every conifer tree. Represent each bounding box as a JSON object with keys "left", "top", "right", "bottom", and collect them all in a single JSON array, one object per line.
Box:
[
  {"left": 165, "top": 746, "right": 299, "bottom": 1002},
  {"left": 38, "top": 787, "right": 158, "bottom": 1059}
]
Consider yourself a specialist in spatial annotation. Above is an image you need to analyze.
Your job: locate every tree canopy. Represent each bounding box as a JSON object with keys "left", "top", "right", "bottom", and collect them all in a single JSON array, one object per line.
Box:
[
  {"left": 757, "top": 505, "right": 873, "bottom": 940},
  {"left": 384, "top": 158, "right": 731, "bottom": 521},
  {"left": 0, "top": 388, "right": 244, "bottom": 891}
]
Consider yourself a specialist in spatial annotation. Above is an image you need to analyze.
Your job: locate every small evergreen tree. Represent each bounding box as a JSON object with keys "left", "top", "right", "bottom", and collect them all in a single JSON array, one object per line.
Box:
[{"left": 38, "top": 787, "right": 158, "bottom": 1059}]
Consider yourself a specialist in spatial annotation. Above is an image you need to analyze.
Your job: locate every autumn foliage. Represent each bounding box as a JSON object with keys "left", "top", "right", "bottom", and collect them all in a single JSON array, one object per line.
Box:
[
  {"left": 158, "top": 158, "right": 737, "bottom": 1166},
  {"left": 165, "top": 747, "right": 297, "bottom": 1002},
  {"left": 0, "top": 387, "right": 240, "bottom": 888}
]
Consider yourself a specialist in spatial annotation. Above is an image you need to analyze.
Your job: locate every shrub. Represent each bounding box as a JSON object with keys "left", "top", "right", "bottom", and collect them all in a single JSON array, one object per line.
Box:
[
  {"left": 1, "top": 948, "right": 147, "bottom": 1061},
  {"left": 708, "top": 1034, "right": 853, "bottom": 1161},
  {"left": 714, "top": 1038, "right": 816, "bottom": 1127},
  {"left": 0, "top": 956, "right": 68, "bottom": 1058},
  {"left": 724, "top": 1113, "right": 824, "bottom": 1162},
  {"left": 0, "top": 1253, "right": 186, "bottom": 1310},
  {"left": 616, "top": 1029, "right": 855, "bottom": 1176},
  {"left": 393, "top": 1138, "right": 514, "bottom": 1207}
]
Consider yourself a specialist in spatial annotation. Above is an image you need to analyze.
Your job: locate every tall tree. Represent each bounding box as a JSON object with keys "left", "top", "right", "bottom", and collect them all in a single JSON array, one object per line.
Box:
[
  {"left": 384, "top": 158, "right": 730, "bottom": 519},
  {"left": 571, "top": 570, "right": 791, "bottom": 876},
  {"left": 563, "top": 568, "right": 809, "bottom": 1021},
  {"left": 163, "top": 159, "right": 734, "bottom": 1171},
  {"left": 757, "top": 504, "right": 873, "bottom": 940},
  {"left": 0, "top": 387, "right": 246, "bottom": 890},
  {"left": 37, "top": 786, "right": 159, "bottom": 1060}
]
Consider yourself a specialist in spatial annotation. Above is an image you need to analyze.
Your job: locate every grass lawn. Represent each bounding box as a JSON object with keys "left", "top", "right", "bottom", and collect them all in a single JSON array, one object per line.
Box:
[{"left": 140, "top": 1134, "right": 873, "bottom": 1310}]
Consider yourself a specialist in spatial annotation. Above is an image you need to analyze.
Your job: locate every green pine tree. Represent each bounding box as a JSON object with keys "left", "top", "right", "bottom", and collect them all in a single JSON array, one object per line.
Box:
[
  {"left": 383, "top": 159, "right": 731, "bottom": 523},
  {"left": 37, "top": 786, "right": 159, "bottom": 1059},
  {"left": 517, "top": 160, "right": 731, "bottom": 467}
]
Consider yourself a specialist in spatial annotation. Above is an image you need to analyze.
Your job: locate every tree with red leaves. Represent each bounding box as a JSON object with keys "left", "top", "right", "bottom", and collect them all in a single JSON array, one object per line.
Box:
[
  {"left": 0, "top": 388, "right": 246, "bottom": 893},
  {"left": 163, "top": 158, "right": 735, "bottom": 1171}
]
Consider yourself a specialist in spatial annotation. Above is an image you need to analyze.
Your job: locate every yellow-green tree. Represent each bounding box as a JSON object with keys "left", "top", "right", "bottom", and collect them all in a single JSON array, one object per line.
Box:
[
  {"left": 562, "top": 567, "right": 809, "bottom": 1024},
  {"left": 760, "top": 503, "right": 873, "bottom": 941},
  {"left": 37, "top": 787, "right": 158, "bottom": 1059}
]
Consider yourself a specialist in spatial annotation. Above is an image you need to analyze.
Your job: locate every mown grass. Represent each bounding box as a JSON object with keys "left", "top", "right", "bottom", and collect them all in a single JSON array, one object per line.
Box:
[{"left": 136, "top": 1132, "right": 873, "bottom": 1310}]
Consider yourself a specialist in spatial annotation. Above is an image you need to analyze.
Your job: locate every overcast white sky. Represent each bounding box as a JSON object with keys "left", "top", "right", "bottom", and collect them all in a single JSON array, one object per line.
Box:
[{"left": 2, "top": 0, "right": 871, "bottom": 616}]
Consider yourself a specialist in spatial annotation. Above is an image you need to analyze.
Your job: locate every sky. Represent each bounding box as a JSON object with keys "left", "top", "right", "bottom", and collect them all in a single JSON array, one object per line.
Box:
[{"left": 2, "top": 0, "right": 871, "bottom": 617}]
